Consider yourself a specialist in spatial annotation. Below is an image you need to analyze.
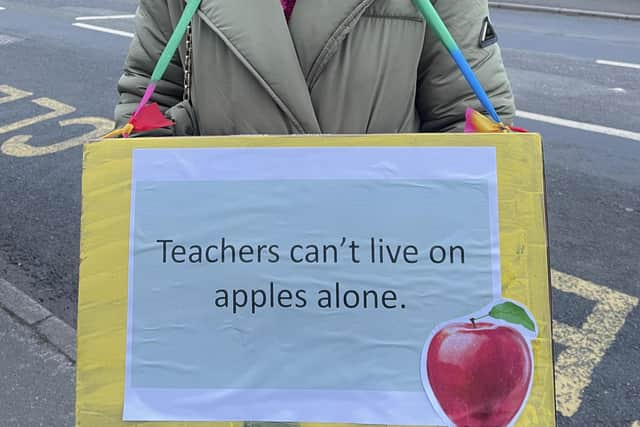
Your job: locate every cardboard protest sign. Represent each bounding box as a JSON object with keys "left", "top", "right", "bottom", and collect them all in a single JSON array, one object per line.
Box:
[{"left": 76, "top": 134, "right": 556, "bottom": 427}]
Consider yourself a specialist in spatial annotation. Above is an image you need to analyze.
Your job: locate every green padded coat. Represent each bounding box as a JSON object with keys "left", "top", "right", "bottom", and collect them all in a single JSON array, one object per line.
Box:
[{"left": 115, "top": 0, "right": 516, "bottom": 136}]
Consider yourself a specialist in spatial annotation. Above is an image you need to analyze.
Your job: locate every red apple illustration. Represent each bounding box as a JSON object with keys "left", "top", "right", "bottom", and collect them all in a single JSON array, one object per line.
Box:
[{"left": 424, "top": 300, "right": 537, "bottom": 427}]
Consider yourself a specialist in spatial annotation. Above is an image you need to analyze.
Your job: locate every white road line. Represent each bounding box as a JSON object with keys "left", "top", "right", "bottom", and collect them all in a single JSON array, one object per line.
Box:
[
  {"left": 0, "top": 7, "right": 6, "bottom": 10},
  {"left": 72, "top": 23, "right": 133, "bottom": 39},
  {"left": 596, "top": 59, "right": 640, "bottom": 70},
  {"left": 517, "top": 111, "right": 640, "bottom": 142},
  {"left": 0, "top": 34, "right": 22, "bottom": 46},
  {"left": 75, "top": 14, "right": 135, "bottom": 21}
]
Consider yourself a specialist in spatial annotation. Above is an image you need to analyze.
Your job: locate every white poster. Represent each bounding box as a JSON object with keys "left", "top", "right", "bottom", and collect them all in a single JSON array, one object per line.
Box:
[{"left": 123, "top": 147, "right": 510, "bottom": 426}]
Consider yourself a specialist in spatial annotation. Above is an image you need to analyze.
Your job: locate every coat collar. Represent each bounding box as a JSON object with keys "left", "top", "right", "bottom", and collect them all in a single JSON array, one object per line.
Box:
[
  {"left": 193, "top": 0, "right": 377, "bottom": 133},
  {"left": 288, "top": 0, "right": 377, "bottom": 87}
]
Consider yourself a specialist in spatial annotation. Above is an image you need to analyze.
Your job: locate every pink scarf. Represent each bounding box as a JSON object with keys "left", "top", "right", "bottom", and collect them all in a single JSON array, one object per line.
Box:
[{"left": 280, "top": 0, "right": 296, "bottom": 20}]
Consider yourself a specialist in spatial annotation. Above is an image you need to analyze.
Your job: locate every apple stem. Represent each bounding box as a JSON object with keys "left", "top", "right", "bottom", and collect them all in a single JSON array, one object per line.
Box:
[{"left": 470, "top": 315, "right": 489, "bottom": 328}]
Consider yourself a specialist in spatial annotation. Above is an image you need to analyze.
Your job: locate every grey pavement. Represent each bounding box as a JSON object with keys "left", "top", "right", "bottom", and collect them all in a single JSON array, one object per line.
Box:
[
  {"left": 492, "top": 0, "right": 640, "bottom": 16},
  {"left": 0, "top": 279, "right": 75, "bottom": 427}
]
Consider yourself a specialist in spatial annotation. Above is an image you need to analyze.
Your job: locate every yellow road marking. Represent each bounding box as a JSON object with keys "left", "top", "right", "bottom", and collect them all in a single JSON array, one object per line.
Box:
[
  {"left": 0, "top": 85, "right": 32, "bottom": 104},
  {"left": 631, "top": 421, "right": 640, "bottom": 427},
  {"left": 551, "top": 270, "right": 639, "bottom": 417},
  {"left": 0, "top": 97, "right": 75, "bottom": 135},
  {"left": 1, "top": 117, "right": 114, "bottom": 157}
]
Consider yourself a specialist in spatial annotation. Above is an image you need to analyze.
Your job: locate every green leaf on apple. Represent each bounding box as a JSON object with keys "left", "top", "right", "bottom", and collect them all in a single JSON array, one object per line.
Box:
[{"left": 489, "top": 302, "right": 536, "bottom": 332}]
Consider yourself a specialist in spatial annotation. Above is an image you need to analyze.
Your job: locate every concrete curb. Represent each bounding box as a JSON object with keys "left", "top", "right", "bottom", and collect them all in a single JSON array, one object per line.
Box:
[
  {"left": 489, "top": 2, "right": 640, "bottom": 21},
  {"left": 0, "top": 278, "right": 76, "bottom": 362}
]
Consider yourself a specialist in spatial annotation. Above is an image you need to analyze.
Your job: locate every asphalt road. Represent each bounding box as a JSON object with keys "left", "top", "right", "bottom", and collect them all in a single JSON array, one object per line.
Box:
[{"left": 1, "top": 1, "right": 639, "bottom": 426}]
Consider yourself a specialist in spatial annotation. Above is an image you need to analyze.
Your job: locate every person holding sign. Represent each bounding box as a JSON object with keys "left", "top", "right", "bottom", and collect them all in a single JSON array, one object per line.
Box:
[{"left": 114, "top": 0, "right": 515, "bottom": 136}]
